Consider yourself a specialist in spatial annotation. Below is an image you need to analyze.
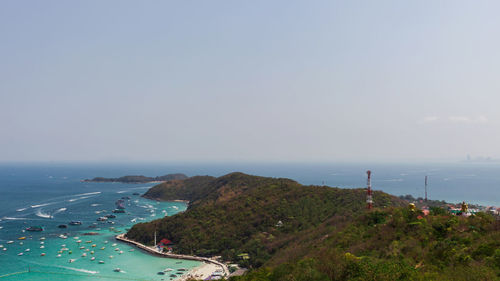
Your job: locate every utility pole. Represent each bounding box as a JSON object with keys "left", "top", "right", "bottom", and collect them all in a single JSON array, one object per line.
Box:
[{"left": 425, "top": 176, "right": 428, "bottom": 202}]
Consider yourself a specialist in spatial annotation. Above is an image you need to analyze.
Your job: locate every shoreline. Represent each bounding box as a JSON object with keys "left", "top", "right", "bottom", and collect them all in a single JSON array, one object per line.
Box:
[{"left": 115, "top": 233, "right": 229, "bottom": 280}]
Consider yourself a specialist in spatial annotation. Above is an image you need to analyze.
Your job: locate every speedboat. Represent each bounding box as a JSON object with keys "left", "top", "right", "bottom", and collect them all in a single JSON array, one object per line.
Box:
[
  {"left": 114, "top": 268, "right": 121, "bottom": 272},
  {"left": 164, "top": 268, "right": 174, "bottom": 272},
  {"left": 17, "top": 252, "right": 23, "bottom": 256},
  {"left": 7, "top": 241, "right": 14, "bottom": 244},
  {"left": 40, "top": 246, "right": 45, "bottom": 249},
  {"left": 97, "top": 217, "right": 108, "bottom": 221},
  {"left": 26, "top": 226, "right": 44, "bottom": 232},
  {"left": 41, "top": 253, "right": 45, "bottom": 256},
  {"left": 99, "top": 260, "right": 105, "bottom": 264},
  {"left": 58, "top": 224, "right": 68, "bottom": 228},
  {"left": 69, "top": 221, "right": 82, "bottom": 225},
  {"left": 91, "top": 257, "right": 95, "bottom": 261},
  {"left": 69, "top": 259, "right": 76, "bottom": 263},
  {"left": 18, "top": 237, "right": 26, "bottom": 240}
]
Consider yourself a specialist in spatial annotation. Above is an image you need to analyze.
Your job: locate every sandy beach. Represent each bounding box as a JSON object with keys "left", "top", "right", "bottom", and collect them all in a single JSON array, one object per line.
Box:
[{"left": 177, "top": 262, "right": 224, "bottom": 281}]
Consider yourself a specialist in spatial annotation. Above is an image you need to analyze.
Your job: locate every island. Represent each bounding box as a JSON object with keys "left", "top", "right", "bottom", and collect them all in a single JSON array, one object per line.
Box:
[
  {"left": 124, "top": 172, "right": 500, "bottom": 280},
  {"left": 82, "top": 173, "right": 188, "bottom": 183}
]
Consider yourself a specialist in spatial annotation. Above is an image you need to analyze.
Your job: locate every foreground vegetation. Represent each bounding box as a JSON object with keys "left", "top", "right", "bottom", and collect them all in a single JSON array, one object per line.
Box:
[{"left": 127, "top": 173, "right": 500, "bottom": 280}]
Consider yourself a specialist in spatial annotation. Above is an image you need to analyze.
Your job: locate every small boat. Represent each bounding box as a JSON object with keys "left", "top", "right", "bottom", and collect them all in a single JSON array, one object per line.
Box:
[
  {"left": 56, "top": 254, "right": 61, "bottom": 257},
  {"left": 59, "top": 235, "right": 68, "bottom": 239},
  {"left": 178, "top": 268, "right": 187, "bottom": 271},
  {"left": 2, "top": 248, "right": 6, "bottom": 251},
  {"left": 97, "top": 217, "right": 108, "bottom": 221},
  {"left": 26, "top": 226, "right": 44, "bottom": 232},
  {"left": 132, "top": 192, "right": 140, "bottom": 195},
  {"left": 112, "top": 209, "right": 125, "bottom": 213},
  {"left": 104, "top": 241, "right": 109, "bottom": 244},
  {"left": 119, "top": 251, "right": 123, "bottom": 254},
  {"left": 0, "top": 245, "right": 3, "bottom": 248},
  {"left": 114, "top": 248, "right": 120, "bottom": 251},
  {"left": 90, "top": 251, "right": 94, "bottom": 254},
  {"left": 85, "top": 240, "right": 92, "bottom": 243},
  {"left": 91, "top": 257, "right": 95, "bottom": 261},
  {"left": 92, "top": 244, "right": 96, "bottom": 247},
  {"left": 76, "top": 240, "right": 82, "bottom": 243},
  {"left": 73, "top": 237, "right": 80, "bottom": 239},
  {"left": 109, "top": 255, "right": 114, "bottom": 259},
  {"left": 114, "top": 268, "right": 121, "bottom": 272},
  {"left": 40, "top": 241, "right": 44, "bottom": 244},
  {"left": 41, "top": 253, "right": 45, "bottom": 256},
  {"left": 129, "top": 249, "right": 134, "bottom": 252},
  {"left": 157, "top": 271, "right": 165, "bottom": 275},
  {"left": 19, "top": 242, "right": 23, "bottom": 245},
  {"left": 99, "top": 260, "right": 105, "bottom": 264},
  {"left": 82, "top": 253, "right": 87, "bottom": 257},
  {"left": 69, "top": 221, "right": 82, "bottom": 225},
  {"left": 58, "top": 224, "right": 68, "bottom": 228},
  {"left": 61, "top": 244, "right": 66, "bottom": 247},
  {"left": 105, "top": 214, "right": 116, "bottom": 219},
  {"left": 17, "top": 252, "right": 23, "bottom": 256},
  {"left": 40, "top": 237, "right": 46, "bottom": 240},
  {"left": 69, "top": 259, "right": 76, "bottom": 263},
  {"left": 79, "top": 246, "right": 85, "bottom": 249},
  {"left": 68, "top": 250, "right": 72, "bottom": 254},
  {"left": 18, "top": 237, "right": 26, "bottom": 240},
  {"left": 111, "top": 243, "right": 117, "bottom": 247},
  {"left": 7, "top": 241, "right": 14, "bottom": 244},
  {"left": 164, "top": 268, "right": 174, "bottom": 272},
  {"left": 40, "top": 246, "right": 45, "bottom": 249},
  {"left": 100, "top": 247, "right": 105, "bottom": 250}
]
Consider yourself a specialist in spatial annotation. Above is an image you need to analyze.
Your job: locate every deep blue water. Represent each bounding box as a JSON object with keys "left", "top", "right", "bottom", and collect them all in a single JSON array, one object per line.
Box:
[{"left": 0, "top": 162, "right": 498, "bottom": 279}]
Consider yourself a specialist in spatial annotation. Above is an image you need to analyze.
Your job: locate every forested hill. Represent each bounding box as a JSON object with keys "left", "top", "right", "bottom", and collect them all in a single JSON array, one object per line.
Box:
[
  {"left": 126, "top": 173, "right": 406, "bottom": 265},
  {"left": 82, "top": 173, "right": 188, "bottom": 183}
]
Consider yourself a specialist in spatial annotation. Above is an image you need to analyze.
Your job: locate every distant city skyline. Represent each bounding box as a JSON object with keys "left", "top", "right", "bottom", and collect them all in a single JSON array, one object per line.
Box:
[{"left": 1, "top": 1, "right": 500, "bottom": 163}]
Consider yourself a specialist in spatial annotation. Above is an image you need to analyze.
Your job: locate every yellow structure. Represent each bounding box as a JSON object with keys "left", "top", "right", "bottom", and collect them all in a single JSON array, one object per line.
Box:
[
  {"left": 461, "top": 201, "right": 468, "bottom": 213},
  {"left": 409, "top": 203, "right": 416, "bottom": 211}
]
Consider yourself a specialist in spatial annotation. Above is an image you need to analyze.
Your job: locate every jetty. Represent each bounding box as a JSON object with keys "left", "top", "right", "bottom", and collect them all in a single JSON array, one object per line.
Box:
[{"left": 115, "top": 233, "right": 229, "bottom": 277}]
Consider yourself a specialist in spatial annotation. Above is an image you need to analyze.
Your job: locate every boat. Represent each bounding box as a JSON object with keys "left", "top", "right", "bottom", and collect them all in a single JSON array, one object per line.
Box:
[
  {"left": 97, "top": 217, "right": 108, "bottom": 221},
  {"left": 25, "top": 248, "right": 30, "bottom": 252},
  {"left": 109, "top": 255, "right": 114, "bottom": 259},
  {"left": 26, "top": 226, "right": 44, "bottom": 232},
  {"left": 59, "top": 234, "right": 68, "bottom": 239},
  {"left": 76, "top": 240, "right": 82, "bottom": 243},
  {"left": 112, "top": 209, "right": 125, "bottom": 213},
  {"left": 114, "top": 268, "right": 121, "bottom": 272},
  {"left": 82, "top": 253, "right": 87, "bottom": 257},
  {"left": 157, "top": 271, "right": 165, "bottom": 275},
  {"left": 105, "top": 214, "right": 116, "bottom": 219},
  {"left": 0, "top": 245, "right": 3, "bottom": 248},
  {"left": 69, "top": 221, "right": 82, "bottom": 225},
  {"left": 2, "top": 248, "right": 6, "bottom": 251},
  {"left": 164, "top": 268, "right": 174, "bottom": 272},
  {"left": 19, "top": 242, "right": 23, "bottom": 245},
  {"left": 40, "top": 237, "right": 45, "bottom": 240},
  {"left": 40, "top": 241, "right": 44, "bottom": 244},
  {"left": 58, "top": 224, "right": 68, "bottom": 228},
  {"left": 69, "top": 259, "right": 75, "bottom": 263},
  {"left": 111, "top": 243, "right": 117, "bottom": 246},
  {"left": 7, "top": 241, "right": 14, "bottom": 244},
  {"left": 18, "top": 237, "right": 26, "bottom": 240},
  {"left": 17, "top": 252, "right": 23, "bottom": 256},
  {"left": 91, "top": 257, "right": 95, "bottom": 261},
  {"left": 132, "top": 192, "right": 140, "bottom": 195},
  {"left": 41, "top": 253, "right": 45, "bottom": 256},
  {"left": 121, "top": 196, "right": 131, "bottom": 200},
  {"left": 40, "top": 246, "right": 45, "bottom": 249},
  {"left": 56, "top": 254, "right": 61, "bottom": 257},
  {"left": 99, "top": 260, "right": 105, "bottom": 264},
  {"left": 79, "top": 246, "right": 85, "bottom": 249}
]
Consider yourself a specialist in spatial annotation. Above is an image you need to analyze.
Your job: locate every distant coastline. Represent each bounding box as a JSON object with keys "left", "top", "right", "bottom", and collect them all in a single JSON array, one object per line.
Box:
[{"left": 82, "top": 173, "right": 188, "bottom": 184}]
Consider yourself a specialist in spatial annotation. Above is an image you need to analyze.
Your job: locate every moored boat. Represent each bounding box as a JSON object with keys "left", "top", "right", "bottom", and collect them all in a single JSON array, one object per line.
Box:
[{"left": 26, "top": 226, "right": 44, "bottom": 232}]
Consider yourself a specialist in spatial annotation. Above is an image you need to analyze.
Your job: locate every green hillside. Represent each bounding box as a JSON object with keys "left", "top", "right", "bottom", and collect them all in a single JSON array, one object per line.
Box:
[
  {"left": 127, "top": 173, "right": 405, "bottom": 266},
  {"left": 126, "top": 173, "right": 500, "bottom": 280}
]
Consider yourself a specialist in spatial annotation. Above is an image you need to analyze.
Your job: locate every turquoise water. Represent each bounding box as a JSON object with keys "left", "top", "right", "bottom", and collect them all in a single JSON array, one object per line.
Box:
[{"left": 0, "top": 168, "right": 200, "bottom": 280}]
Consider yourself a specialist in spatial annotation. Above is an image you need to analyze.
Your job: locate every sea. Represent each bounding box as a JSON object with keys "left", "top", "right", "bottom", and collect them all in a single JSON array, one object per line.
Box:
[{"left": 0, "top": 162, "right": 499, "bottom": 280}]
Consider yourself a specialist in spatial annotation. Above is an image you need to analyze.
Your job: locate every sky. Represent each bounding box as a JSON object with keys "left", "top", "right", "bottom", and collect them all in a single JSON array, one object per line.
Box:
[{"left": 1, "top": 1, "right": 500, "bottom": 163}]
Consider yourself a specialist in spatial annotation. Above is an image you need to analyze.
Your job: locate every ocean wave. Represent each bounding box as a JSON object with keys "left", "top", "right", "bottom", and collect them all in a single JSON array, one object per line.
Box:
[{"left": 35, "top": 209, "right": 53, "bottom": 219}]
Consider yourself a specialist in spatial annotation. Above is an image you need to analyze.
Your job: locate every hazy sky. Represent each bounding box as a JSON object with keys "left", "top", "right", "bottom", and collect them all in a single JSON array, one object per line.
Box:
[{"left": 1, "top": 1, "right": 500, "bottom": 163}]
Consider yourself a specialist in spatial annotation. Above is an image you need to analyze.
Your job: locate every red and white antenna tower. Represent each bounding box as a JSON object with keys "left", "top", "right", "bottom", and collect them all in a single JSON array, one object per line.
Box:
[
  {"left": 425, "top": 176, "right": 428, "bottom": 202},
  {"left": 366, "top": 170, "right": 373, "bottom": 209}
]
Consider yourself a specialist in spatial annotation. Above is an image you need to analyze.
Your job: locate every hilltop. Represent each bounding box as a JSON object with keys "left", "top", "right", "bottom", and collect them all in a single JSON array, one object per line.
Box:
[
  {"left": 126, "top": 173, "right": 500, "bottom": 280},
  {"left": 127, "top": 173, "right": 405, "bottom": 264},
  {"left": 82, "top": 173, "right": 188, "bottom": 183}
]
